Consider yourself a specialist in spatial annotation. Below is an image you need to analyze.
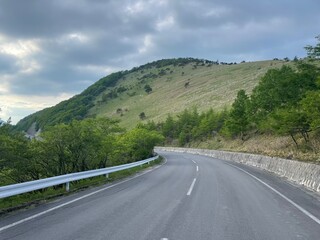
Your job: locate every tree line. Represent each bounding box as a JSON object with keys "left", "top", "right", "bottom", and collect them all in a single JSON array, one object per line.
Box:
[{"left": 0, "top": 118, "right": 163, "bottom": 186}]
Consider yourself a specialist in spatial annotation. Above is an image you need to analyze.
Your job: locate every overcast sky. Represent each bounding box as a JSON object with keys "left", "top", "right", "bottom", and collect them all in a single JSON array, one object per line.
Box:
[{"left": 0, "top": 0, "right": 319, "bottom": 124}]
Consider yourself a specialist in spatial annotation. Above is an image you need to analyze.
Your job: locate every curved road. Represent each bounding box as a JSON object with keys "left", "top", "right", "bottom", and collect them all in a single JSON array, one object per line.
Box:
[{"left": 1, "top": 151, "right": 320, "bottom": 240}]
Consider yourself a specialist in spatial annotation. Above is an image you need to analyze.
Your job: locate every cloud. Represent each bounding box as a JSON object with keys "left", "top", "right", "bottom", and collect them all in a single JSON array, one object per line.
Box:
[
  {"left": 0, "top": 0, "right": 319, "bottom": 123},
  {"left": 0, "top": 53, "right": 18, "bottom": 74}
]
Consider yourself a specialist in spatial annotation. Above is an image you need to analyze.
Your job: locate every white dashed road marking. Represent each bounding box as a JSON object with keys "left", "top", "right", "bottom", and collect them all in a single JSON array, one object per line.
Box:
[{"left": 187, "top": 178, "right": 197, "bottom": 196}]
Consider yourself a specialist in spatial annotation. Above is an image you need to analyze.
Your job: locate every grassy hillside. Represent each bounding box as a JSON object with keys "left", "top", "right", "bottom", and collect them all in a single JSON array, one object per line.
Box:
[
  {"left": 16, "top": 58, "right": 290, "bottom": 130},
  {"left": 89, "top": 59, "right": 289, "bottom": 128}
]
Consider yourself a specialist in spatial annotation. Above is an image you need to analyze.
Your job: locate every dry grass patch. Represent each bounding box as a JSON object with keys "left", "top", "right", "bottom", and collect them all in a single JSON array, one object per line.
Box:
[{"left": 191, "top": 134, "right": 320, "bottom": 163}]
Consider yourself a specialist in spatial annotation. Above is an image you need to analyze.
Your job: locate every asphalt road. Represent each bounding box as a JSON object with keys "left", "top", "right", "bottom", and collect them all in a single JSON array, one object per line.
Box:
[{"left": 1, "top": 151, "right": 320, "bottom": 240}]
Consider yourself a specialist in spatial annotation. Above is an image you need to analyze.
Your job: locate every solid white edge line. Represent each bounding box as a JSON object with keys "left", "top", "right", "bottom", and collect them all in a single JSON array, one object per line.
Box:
[
  {"left": 187, "top": 178, "right": 197, "bottom": 196},
  {"left": 196, "top": 166, "right": 199, "bottom": 172},
  {"left": 0, "top": 157, "right": 168, "bottom": 233},
  {"left": 226, "top": 163, "right": 320, "bottom": 225}
]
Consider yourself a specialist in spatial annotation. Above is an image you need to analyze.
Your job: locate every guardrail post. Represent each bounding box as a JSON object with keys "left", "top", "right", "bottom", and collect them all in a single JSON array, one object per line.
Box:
[
  {"left": 105, "top": 174, "right": 109, "bottom": 178},
  {"left": 66, "top": 182, "right": 70, "bottom": 192}
]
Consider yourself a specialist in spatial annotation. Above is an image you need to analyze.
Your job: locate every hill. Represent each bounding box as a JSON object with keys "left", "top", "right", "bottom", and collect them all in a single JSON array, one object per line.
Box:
[{"left": 16, "top": 58, "right": 290, "bottom": 130}]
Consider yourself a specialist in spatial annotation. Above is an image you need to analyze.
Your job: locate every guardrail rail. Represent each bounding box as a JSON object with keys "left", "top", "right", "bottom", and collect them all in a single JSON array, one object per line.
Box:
[{"left": 0, "top": 155, "right": 159, "bottom": 199}]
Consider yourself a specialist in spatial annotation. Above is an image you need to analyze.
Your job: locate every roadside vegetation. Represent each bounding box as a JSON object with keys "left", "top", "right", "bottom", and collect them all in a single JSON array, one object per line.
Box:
[
  {"left": 0, "top": 116, "right": 163, "bottom": 211},
  {"left": 139, "top": 37, "right": 320, "bottom": 162},
  {"left": 0, "top": 118, "right": 163, "bottom": 187}
]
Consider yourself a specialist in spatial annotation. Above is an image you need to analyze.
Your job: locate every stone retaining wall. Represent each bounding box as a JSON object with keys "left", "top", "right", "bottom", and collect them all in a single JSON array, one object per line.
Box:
[{"left": 155, "top": 147, "right": 320, "bottom": 193}]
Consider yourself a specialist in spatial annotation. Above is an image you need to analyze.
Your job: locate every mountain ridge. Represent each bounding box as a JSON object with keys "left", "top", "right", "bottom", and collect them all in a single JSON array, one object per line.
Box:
[{"left": 16, "top": 58, "right": 290, "bottom": 131}]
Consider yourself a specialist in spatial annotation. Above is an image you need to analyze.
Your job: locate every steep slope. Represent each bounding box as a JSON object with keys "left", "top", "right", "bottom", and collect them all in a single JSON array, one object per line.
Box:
[
  {"left": 15, "top": 71, "right": 126, "bottom": 131},
  {"left": 16, "top": 58, "right": 290, "bottom": 130}
]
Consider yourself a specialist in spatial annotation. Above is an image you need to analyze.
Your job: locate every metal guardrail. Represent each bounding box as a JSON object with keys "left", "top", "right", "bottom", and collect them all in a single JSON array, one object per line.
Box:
[{"left": 0, "top": 155, "right": 159, "bottom": 199}]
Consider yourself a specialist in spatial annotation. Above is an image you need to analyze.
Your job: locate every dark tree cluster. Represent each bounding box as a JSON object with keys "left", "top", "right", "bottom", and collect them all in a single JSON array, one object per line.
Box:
[{"left": 144, "top": 84, "right": 153, "bottom": 94}]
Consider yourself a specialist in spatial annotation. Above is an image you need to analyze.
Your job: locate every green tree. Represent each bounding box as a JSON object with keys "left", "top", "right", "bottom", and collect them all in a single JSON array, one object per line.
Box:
[
  {"left": 305, "top": 35, "right": 320, "bottom": 59},
  {"left": 301, "top": 90, "right": 320, "bottom": 131},
  {"left": 224, "top": 90, "right": 249, "bottom": 139},
  {"left": 193, "top": 109, "right": 228, "bottom": 139},
  {"left": 249, "top": 66, "right": 297, "bottom": 122},
  {"left": 0, "top": 125, "right": 37, "bottom": 184},
  {"left": 144, "top": 84, "right": 152, "bottom": 94},
  {"left": 117, "top": 128, "right": 164, "bottom": 162},
  {"left": 266, "top": 107, "right": 309, "bottom": 146},
  {"left": 162, "top": 114, "right": 176, "bottom": 140},
  {"left": 178, "top": 128, "right": 189, "bottom": 146},
  {"left": 249, "top": 65, "right": 318, "bottom": 126},
  {"left": 139, "top": 112, "right": 146, "bottom": 120},
  {"left": 34, "top": 118, "right": 123, "bottom": 176}
]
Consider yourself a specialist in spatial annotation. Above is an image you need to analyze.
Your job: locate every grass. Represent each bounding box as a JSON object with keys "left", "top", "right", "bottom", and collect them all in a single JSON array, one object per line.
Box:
[
  {"left": 0, "top": 157, "right": 163, "bottom": 215},
  {"left": 89, "top": 60, "right": 291, "bottom": 129}
]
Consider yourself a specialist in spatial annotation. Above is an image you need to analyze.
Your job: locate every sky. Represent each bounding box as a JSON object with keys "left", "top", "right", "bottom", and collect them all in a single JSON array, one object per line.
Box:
[{"left": 0, "top": 0, "right": 319, "bottom": 124}]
